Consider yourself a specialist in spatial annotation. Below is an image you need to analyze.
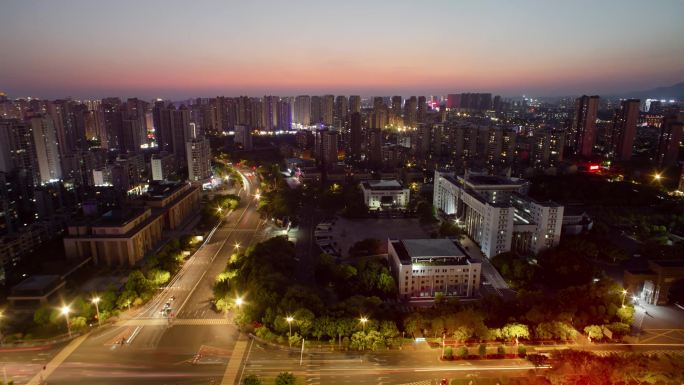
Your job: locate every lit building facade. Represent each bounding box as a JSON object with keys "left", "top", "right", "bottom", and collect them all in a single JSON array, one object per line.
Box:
[
  {"left": 388, "top": 238, "right": 481, "bottom": 301},
  {"left": 186, "top": 136, "right": 211, "bottom": 182},
  {"left": 433, "top": 171, "right": 563, "bottom": 257},
  {"left": 360, "top": 180, "right": 410, "bottom": 211}
]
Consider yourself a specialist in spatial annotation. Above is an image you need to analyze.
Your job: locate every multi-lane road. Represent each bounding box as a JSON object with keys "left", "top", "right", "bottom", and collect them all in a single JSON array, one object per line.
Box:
[
  {"left": 2, "top": 167, "right": 684, "bottom": 385},
  {"left": 0, "top": 168, "right": 265, "bottom": 385}
]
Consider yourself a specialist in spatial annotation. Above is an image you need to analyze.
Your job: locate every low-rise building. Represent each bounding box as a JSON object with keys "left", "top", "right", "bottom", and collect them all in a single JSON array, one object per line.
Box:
[
  {"left": 8, "top": 275, "right": 66, "bottom": 308},
  {"left": 624, "top": 260, "right": 684, "bottom": 305},
  {"left": 63, "top": 208, "right": 164, "bottom": 266},
  {"left": 360, "top": 180, "right": 410, "bottom": 212},
  {"left": 139, "top": 181, "right": 200, "bottom": 231},
  {"left": 63, "top": 182, "right": 200, "bottom": 266},
  {"left": 388, "top": 238, "right": 481, "bottom": 301}
]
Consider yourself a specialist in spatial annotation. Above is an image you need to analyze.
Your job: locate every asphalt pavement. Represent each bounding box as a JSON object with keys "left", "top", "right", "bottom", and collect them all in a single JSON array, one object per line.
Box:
[{"left": 0, "top": 169, "right": 263, "bottom": 385}]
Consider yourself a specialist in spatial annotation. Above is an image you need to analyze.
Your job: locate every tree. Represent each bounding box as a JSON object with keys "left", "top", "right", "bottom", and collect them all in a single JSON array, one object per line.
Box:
[
  {"left": 293, "top": 308, "right": 315, "bottom": 336},
  {"left": 147, "top": 269, "right": 171, "bottom": 286},
  {"left": 457, "top": 346, "right": 468, "bottom": 359},
  {"left": 501, "top": 323, "right": 530, "bottom": 341},
  {"left": 350, "top": 331, "right": 368, "bottom": 351},
  {"left": 117, "top": 289, "right": 136, "bottom": 310},
  {"left": 243, "top": 374, "right": 262, "bottom": 385},
  {"left": 616, "top": 305, "right": 635, "bottom": 324},
  {"left": 443, "top": 346, "right": 453, "bottom": 359},
  {"left": 33, "top": 306, "right": 53, "bottom": 326},
  {"left": 288, "top": 333, "right": 302, "bottom": 348},
  {"left": 497, "top": 345, "right": 506, "bottom": 356},
  {"left": 71, "top": 316, "right": 87, "bottom": 330},
  {"left": 348, "top": 238, "right": 383, "bottom": 257},
  {"left": 479, "top": 343, "right": 487, "bottom": 358},
  {"left": 439, "top": 221, "right": 466, "bottom": 239},
  {"left": 416, "top": 201, "right": 437, "bottom": 224},
  {"left": 518, "top": 344, "right": 527, "bottom": 357},
  {"left": 584, "top": 325, "right": 603, "bottom": 341},
  {"left": 275, "top": 372, "right": 296, "bottom": 385}
]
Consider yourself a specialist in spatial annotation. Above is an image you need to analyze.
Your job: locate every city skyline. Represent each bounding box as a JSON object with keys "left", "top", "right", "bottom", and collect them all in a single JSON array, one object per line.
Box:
[{"left": 1, "top": 0, "right": 683, "bottom": 99}]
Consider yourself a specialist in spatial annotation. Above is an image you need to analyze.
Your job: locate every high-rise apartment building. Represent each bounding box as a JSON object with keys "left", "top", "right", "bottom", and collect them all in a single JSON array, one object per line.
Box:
[
  {"left": 656, "top": 112, "right": 684, "bottom": 167},
  {"left": 186, "top": 136, "right": 211, "bottom": 182},
  {"left": 531, "top": 129, "right": 565, "bottom": 169},
  {"left": 234, "top": 125, "right": 253, "bottom": 151},
  {"left": 391, "top": 96, "right": 402, "bottom": 115},
  {"left": 279, "top": 97, "right": 293, "bottom": 131},
  {"left": 417, "top": 96, "right": 427, "bottom": 123},
  {"left": 570, "top": 95, "right": 599, "bottom": 158},
  {"left": 315, "top": 129, "right": 338, "bottom": 169},
  {"left": 150, "top": 152, "right": 175, "bottom": 181},
  {"left": 404, "top": 96, "right": 417, "bottom": 128},
  {"left": 608, "top": 99, "right": 640, "bottom": 161},
  {"left": 310, "top": 96, "right": 322, "bottom": 125},
  {"left": 322, "top": 95, "right": 334, "bottom": 126},
  {"left": 294, "top": 95, "right": 311, "bottom": 126},
  {"left": 31, "top": 116, "right": 62, "bottom": 184},
  {"left": 263, "top": 96, "right": 279, "bottom": 131},
  {"left": 334, "top": 95, "right": 348, "bottom": 126},
  {"left": 369, "top": 106, "right": 389, "bottom": 129},
  {"left": 349, "top": 112, "right": 362, "bottom": 160},
  {"left": 349, "top": 95, "right": 361, "bottom": 114}
]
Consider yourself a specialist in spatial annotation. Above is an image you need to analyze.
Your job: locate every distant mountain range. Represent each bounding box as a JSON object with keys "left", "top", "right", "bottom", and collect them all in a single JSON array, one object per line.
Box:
[{"left": 615, "top": 82, "right": 684, "bottom": 101}]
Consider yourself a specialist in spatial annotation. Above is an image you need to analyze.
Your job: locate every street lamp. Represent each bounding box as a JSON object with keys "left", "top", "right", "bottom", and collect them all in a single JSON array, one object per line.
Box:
[
  {"left": 286, "top": 316, "right": 295, "bottom": 345},
  {"left": 254, "top": 193, "right": 261, "bottom": 200},
  {"left": 235, "top": 296, "right": 244, "bottom": 308},
  {"left": 359, "top": 317, "right": 368, "bottom": 332},
  {"left": 61, "top": 305, "right": 72, "bottom": 337},
  {"left": 216, "top": 207, "right": 223, "bottom": 214},
  {"left": 653, "top": 173, "right": 662, "bottom": 181},
  {"left": 92, "top": 297, "right": 101, "bottom": 327},
  {"left": 621, "top": 289, "right": 628, "bottom": 307}
]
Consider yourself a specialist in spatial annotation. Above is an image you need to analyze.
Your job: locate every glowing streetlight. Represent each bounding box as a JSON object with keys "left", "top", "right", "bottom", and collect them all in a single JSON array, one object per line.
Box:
[
  {"left": 653, "top": 173, "right": 662, "bottom": 181},
  {"left": 61, "top": 305, "right": 72, "bottom": 337},
  {"left": 92, "top": 297, "right": 101, "bottom": 327},
  {"left": 359, "top": 317, "right": 368, "bottom": 332},
  {"left": 286, "top": 316, "right": 295, "bottom": 343},
  {"left": 234, "top": 242, "right": 241, "bottom": 250},
  {"left": 254, "top": 193, "right": 261, "bottom": 200},
  {"left": 216, "top": 207, "right": 223, "bottom": 213},
  {"left": 235, "top": 296, "right": 244, "bottom": 308}
]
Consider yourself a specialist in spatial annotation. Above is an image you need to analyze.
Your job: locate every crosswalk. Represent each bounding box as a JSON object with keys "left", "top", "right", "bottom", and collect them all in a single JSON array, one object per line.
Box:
[{"left": 116, "top": 318, "right": 231, "bottom": 326}]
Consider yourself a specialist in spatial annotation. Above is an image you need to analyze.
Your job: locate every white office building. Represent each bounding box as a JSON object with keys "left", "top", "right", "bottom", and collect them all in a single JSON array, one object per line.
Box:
[
  {"left": 433, "top": 171, "right": 563, "bottom": 257},
  {"left": 388, "top": 239, "right": 481, "bottom": 301},
  {"left": 360, "top": 180, "right": 410, "bottom": 211}
]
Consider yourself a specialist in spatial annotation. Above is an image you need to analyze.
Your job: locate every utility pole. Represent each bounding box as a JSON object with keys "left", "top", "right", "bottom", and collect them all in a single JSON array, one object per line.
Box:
[{"left": 300, "top": 339, "right": 305, "bottom": 366}]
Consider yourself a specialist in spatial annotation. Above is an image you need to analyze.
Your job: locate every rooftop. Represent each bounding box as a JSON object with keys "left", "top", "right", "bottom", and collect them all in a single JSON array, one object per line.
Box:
[
  {"left": 465, "top": 174, "right": 525, "bottom": 187},
  {"left": 651, "top": 260, "right": 684, "bottom": 268},
  {"left": 391, "top": 239, "right": 479, "bottom": 266},
  {"left": 92, "top": 208, "right": 148, "bottom": 227},
  {"left": 11, "top": 275, "right": 64, "bottom": 296},
  {"left": 145, "top": 181, "right": 186, "bottom": 200},
  {"left": 362, "top": 179, "right": 404, "bottom": 190},
  {"left": 403, "top": 239, "right": 465, "bottom": 258}
]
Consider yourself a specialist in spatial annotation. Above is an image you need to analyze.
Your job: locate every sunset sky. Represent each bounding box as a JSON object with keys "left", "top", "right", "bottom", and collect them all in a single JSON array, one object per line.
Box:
[{"left": 1, "top": 0, "right": 683, "bottom": 99}]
